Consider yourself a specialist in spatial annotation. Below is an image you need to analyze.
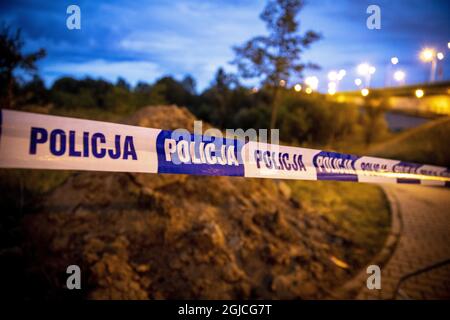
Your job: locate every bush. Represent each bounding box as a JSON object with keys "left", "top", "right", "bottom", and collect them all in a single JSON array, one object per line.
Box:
[
  {"left": 361, "top": 101, "right": 389, "bottom": 146},
  {"left": 277, "top": 92, "right": 359, "bottom": 146}
]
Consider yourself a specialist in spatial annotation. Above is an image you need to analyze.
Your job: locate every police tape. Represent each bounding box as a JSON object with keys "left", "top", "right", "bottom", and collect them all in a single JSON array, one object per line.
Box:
[{"left": 0, "top": 109, "right": 448, "bottom": 187}]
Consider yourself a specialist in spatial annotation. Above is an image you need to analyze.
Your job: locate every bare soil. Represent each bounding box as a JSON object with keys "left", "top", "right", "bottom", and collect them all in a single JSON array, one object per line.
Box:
[{"left": 11, "top": 106, "right": 384, "bottom": 299}]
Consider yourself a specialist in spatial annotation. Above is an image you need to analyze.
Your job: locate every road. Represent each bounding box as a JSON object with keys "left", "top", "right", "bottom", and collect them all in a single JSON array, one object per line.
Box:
[
  {"left": 358, "top": 184, "right": 450, "bottom": 299},
  {"left": 384, "top": 112, "right": 429, "bottom": 132}
]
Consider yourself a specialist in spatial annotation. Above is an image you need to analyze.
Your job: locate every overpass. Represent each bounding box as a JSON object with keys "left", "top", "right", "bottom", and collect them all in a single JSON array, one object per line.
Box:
[{"left": 331, "top": 81, "right": 450, "bottom": 116}]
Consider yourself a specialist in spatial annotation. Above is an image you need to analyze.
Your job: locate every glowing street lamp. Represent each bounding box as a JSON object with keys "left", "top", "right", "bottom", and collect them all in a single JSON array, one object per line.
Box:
[
  {"left": 357, "top": 63, "right": 370, "bottom": 75},
  {"left": 338, "top": 69, "right": 346, "bottom": 80},
  {"left": 328, "top": 71, "right": 338, "bottom": 81},
  {"left": 294, "top": 84, "right": 302, "bottom": 92},
  {"left": 436, "top": 52, "right": 445, "bottom": 81},
  {"left": 420, "top": 48, "right": 437, "bottom": 82},
  {"left": 328, "top": 82, "right": 336, "bottom": 95},
  {"left": 386, "top": 57, "right": 400, "bottom": 86},
  {"left": 415, "top": 89, "right": 424, "bottom": 98},
  {"left": 279, "top": 79, "right": 286, "bottom": 87},
  {"left": 420, "top": 48, "right": 435, "bottom": 62},
  {"left": 361, "top": 88, "right": 369, "bottom": 97},
  {"left": 354, "top": 78, "right": 362, "bottom": 86},
  {"left": 305, "top": 76, "right": 319, "bottom": 91},
  {"left": 358, "top": 63, "right": 375, "bottom": 87},
  {"left": 393, "top": 70, "right": 406, "bottom": 85},
  {"left": 327, "top": 70, "right": 346, "bottom": 92},
  {"left": 305, "top": 87, "right": 312, "bottom": 94}
]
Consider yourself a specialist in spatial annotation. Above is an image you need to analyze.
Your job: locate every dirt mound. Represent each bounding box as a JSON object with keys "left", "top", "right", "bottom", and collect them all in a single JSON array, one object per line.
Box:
[
  {"left": 22, "top": 106, "right": 358, "bottom": 299},
  {"left": 125, "top": 105, "right": 201, "bottom": 130}
]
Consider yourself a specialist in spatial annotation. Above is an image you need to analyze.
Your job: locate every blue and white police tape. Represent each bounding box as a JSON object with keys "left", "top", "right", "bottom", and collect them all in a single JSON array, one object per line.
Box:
[{"left": 0, "top": 109, "right": 448, "bottom": 187}]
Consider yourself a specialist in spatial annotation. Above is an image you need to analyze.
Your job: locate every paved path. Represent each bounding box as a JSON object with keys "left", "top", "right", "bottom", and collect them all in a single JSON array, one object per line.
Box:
[{"left": 358, "top": 184, "right": 450, "bottom": 300}]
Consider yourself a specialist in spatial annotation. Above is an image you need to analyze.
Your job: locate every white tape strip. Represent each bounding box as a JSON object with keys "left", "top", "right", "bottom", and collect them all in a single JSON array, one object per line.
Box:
[
  {"left": 0, "top": 109, "right": 160, "bottom": 173},
  {"left": 0, "top": 109, "right": 449, "bottom": 187}
]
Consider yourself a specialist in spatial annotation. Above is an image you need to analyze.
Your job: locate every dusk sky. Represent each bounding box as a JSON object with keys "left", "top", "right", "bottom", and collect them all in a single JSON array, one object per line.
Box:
[{"left": 1, "top": 0, "right": 449, "bottom": 92}]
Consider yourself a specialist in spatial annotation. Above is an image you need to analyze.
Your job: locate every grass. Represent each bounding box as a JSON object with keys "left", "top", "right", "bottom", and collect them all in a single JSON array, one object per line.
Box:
[
  {"left": 288, "top": 180, "right": 391, "bottom": 259},
  {"left": 369, "top": 116, "right": 450, "bottom": 166},
  {"left": 0, "top": 169, "right": 72, "bottom": 213},
  {"left": 282, "top": 116, "right": 450, "bottom": 267},
  {"left": 0, "top": 168, "right": 72, "bottom": 249}
]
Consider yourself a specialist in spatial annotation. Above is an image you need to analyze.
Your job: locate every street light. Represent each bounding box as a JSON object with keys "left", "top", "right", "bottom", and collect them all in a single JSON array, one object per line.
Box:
[
  {"left": 328, "top": 81, "right": 336, "bottom": 90},
  {"left": 420, "top": 48, "right": 435, "bottom": 62},
  {"left": 357, "top": 63, "right": 370, "bottom": 75},
  {"left": 387, "top": 57, "right": 399, "bottom": 86},
  {"left": 294, "top": 84, "right": 302, "bottom": 92},
  {"left": 328, "top": 81, "right": 337, "bottom": 95},
  {"left": 415, "top": 89, "right": 424, "bottom": 98},
  {"left": 358, "top": 63, "right": 375, "bottom": 87},
  {"left": 354, "top": 78, "right": 362, "bottom": 86},
  {"left": 393, "top": 70, "right": 406, "bottom": 85},
  {"left": 361, "top": 88, "right": 369, "bottom": 97},
  {"left": 436, "top": 52, "right": 445, "bottom": 81},
  {"left": 328, "top": 71, "right": 338, "bottom": 81},
  {"left": 338, "top": 69, "right": 346, "bottom": 80},
  {"left": 420, "top": 48, "right": 437, "bottom": 82},
  {"left": 328, "top": 70, "right": 346, "bottom": 91},
  {"left": 305, "top": 76, "right": 319, "bottom": 91}
]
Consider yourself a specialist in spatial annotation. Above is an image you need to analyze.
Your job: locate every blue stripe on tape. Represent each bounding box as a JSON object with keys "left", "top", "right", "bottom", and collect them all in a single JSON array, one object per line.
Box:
[
  {"left": 313, "top": 151, "right": 359, "bottom": 181},
  {"left": 156, "top": 130, "right": 245, "bottom": 177},
  {"left": 397, "top": 178, "right": 421, "bottom": 184},
  {"left": 393, "top": 161, "right": 422, "bottom": 184}
]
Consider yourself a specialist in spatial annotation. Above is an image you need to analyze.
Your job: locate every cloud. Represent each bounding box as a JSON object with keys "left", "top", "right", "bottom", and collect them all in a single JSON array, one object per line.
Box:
[{"left": 1, "top": 0, "right": 448, "bottom": 91}]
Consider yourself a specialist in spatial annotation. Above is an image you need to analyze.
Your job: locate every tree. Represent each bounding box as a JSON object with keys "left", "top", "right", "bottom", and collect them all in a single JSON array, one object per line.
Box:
[
  {"left": 0, "top": 24, "right": 46, "bottom": 108},
  {"left": 362, "top": 100, "right": 388, "bottom": 146},
  {"left": 116, "top": 77, "right": 130, "bottom": 91},
  {"left": 20, "top": 75, "right": 49, "bottom": 106},
  {"left": 201, "top": 68, "right": 237, "bottom": 127},
  {"left": 51, "top": 77, "right": 115, "bottom": 110},
  {"left": 232, "top": 0, "right": 320, "bottom": 128},
  {"left": 181, "top": 75, "right": 197, "bottom": 95},
  {"left": 154, "top": 76, "right": 195, "bottom": 107},
  {"left": 133, "top": 81, "right": 167, "bottom": 107}
]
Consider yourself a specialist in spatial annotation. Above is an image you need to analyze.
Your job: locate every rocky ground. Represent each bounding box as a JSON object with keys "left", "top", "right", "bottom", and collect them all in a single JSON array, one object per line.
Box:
[{"left": 5, "top": 106, "right": 380, "bottom": 299}]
